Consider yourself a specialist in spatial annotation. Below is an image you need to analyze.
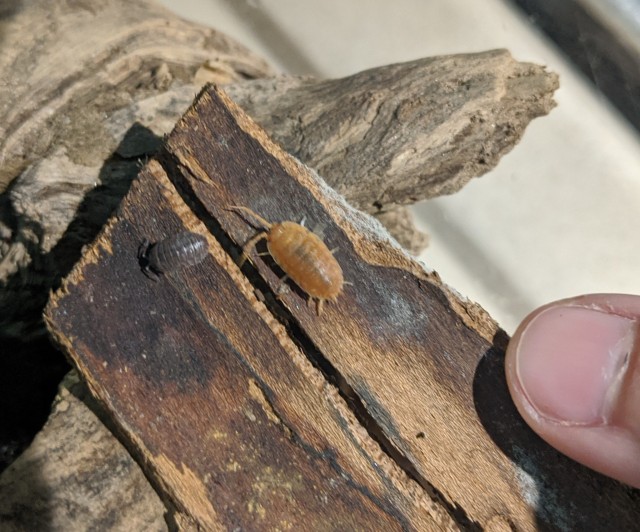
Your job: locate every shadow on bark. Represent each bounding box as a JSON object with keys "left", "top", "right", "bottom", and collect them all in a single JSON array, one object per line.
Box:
[{"left": 0, "top": 123, "right": 161, "bottom": 472}]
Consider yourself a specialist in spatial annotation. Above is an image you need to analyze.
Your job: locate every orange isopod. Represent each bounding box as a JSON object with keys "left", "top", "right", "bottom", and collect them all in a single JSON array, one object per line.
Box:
[{"left": 229, "top": 206, "right": 344, "bottom": 315}]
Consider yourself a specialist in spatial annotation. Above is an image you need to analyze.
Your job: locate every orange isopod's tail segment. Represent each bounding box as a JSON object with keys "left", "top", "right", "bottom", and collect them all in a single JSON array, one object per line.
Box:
[{"left": 227, "top": 206, "right": 273, "bottom": 230}]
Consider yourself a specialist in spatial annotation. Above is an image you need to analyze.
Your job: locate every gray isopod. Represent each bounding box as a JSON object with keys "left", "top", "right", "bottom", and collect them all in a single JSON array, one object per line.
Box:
[{"left": 139, "top": 231, "right": 208, "bottom": 280}]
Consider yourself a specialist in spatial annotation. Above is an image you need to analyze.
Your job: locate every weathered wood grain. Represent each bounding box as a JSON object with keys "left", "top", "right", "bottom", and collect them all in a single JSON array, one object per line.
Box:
[
  {"left": 0, "top": 0, "right": 272, "bottom": 192},
  {"left": 45, "top": 85, "right": 638, "bottom": 530},
  {"left": 0, "top": 1, "right": 557, "bottom": 350},
  {"left": 225, "top": 51, "right": 558, "bottom": 212},
  {"left": 1, "top": 47, "right": 557, "bottom": 342},
  {"left": 0, "top": 372, "right": 167, "bottom": 531}
]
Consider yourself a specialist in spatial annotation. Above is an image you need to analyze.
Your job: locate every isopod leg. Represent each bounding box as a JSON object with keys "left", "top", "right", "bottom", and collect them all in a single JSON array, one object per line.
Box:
[
  {"left": 275, "top": 275, "right": 290, "bottom": 299},
  {"left": 306, "top": 297, "right": 324, "bottom": 315},
  {"left": 239, "top": 232, "right": 267, "bottom": 266},
  {"left": 138, "top": 239, "right": 150, "bottom": 260},
  {"left": 138, "top": 239, "right": 160, "bottom": 282},
  {"left": 142, "top": 267, "right": 161, "bottom": 282}
]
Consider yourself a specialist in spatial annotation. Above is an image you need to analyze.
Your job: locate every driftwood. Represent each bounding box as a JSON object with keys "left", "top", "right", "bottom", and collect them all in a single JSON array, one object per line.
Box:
[
  {"left": 224, "top": 51, "right": 559, "bottom": 213},
  {"left": 0, "top": 372, "right": 167, "bottom": 531},
  {"left": 42, "top": 86, "right": 637, "bottom": 530},
  {"left": 2, "top": 0, "right": 617, "bottom": 530}
]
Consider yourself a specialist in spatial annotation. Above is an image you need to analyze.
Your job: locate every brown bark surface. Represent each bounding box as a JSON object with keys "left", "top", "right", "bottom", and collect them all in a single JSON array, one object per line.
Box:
[{"left": 43, "top": 86, "right": 638, "bottom": 531}]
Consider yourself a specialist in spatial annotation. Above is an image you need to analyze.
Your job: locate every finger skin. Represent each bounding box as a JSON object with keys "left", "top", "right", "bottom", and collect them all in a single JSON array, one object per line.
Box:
[{"left": 506, "top": 294, "right": 640, "bottom": 489}]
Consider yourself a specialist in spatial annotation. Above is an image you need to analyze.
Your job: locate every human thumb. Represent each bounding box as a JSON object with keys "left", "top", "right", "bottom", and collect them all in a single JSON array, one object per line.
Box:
[{"left": 505, "top": 294, "right": 640, "bottom": 488}]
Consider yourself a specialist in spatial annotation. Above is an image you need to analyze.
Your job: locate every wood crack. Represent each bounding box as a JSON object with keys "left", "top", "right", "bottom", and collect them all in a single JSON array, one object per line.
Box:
[
  {"left": 152, "top": 150, "right": 458, "bottom": 529},
  {"left": 161, "top": 142, "right": 479, "bottom": 531}
]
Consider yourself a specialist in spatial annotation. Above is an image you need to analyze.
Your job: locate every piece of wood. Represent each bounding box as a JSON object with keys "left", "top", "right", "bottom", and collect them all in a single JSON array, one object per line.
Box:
[
  {"left": 0, "top": 0, "right": 272, "bottom": 343},
  {"left": 1, "top": 46, "right": 557, "bottom": 341},
  {"left": 0, "top": 0, "right": 558, "bottom": 347},
  {"left": 45, "top": 85, "right": 637, "bottom": 530},
  {"left": 0, "top": 0, "right": 272, "bottom": 192},
  {"left": 0, "top": 372, "right": 167, "bottom": 531},
  {"left": 225, "top": 51, "right": 558, "bottom": 212}
]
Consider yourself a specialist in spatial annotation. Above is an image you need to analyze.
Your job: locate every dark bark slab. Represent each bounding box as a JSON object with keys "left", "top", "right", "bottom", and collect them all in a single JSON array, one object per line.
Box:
[{"left": 45, "top": 150, "right": 448, "bottom": 531}]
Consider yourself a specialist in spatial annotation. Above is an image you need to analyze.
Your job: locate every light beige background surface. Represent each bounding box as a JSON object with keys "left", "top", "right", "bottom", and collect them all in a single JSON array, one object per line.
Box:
[{"left": 159, "top": 0, "right": 640, "bottom": 333}]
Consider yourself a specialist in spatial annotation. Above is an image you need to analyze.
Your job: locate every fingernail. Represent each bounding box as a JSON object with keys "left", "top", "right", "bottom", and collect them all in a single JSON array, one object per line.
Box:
[{"left": 515, "top": 305, "right": 635, "bottom": 425}]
